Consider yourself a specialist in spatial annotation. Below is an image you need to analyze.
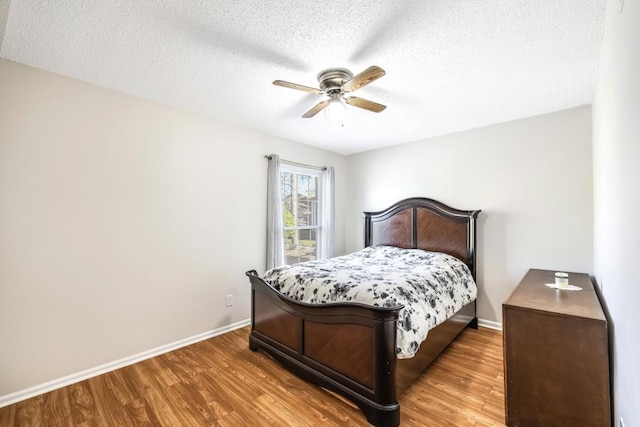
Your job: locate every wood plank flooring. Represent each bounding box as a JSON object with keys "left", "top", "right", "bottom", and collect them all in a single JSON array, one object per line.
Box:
[{"left": 0, "top": 326, "right": 506, "bottom": 426}]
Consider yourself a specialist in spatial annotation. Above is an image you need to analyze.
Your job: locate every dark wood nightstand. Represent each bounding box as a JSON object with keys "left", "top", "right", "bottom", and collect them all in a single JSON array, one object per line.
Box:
[{"left": 502, "top": 268, "right": 611, "bottom": 426}]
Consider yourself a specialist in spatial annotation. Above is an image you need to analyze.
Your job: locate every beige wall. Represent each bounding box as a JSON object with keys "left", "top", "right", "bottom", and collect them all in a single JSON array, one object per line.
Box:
[
  {"left": 593, "top": 0, "right": 640, "bottom": 424},
  {"left": 0, "top": 59, "right": 347, "bottom": 398},
  {"left": 345, "top": 106, "right": 594, "bottom": 325}
]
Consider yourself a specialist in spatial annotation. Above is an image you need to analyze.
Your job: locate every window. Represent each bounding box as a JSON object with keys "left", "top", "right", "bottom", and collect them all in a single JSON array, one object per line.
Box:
[
  {"left": 266, "top": 154, "right": 333, "bottom": 269},
  {"left": 280, "top": 163, "right": 321, "bottom": 264}
]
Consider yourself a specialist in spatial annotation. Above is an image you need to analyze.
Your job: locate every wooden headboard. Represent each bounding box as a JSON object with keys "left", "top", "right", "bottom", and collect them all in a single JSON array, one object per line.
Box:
[{"left": 363, "top": 197, "right": 481, "bottom": 279}]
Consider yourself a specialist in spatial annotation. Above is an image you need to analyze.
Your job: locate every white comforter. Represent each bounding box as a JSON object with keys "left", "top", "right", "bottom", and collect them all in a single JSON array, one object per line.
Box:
[{"left": 263, "top": 245, "right": 477, "bottom": 358}]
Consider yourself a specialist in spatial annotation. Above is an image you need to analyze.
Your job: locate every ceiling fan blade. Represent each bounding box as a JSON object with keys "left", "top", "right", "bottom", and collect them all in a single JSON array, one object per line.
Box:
[
  {"left": 273, "top": 80, "right": 323, "bottom": 95},
  {"left": 302, "top": 100, "right": 330, "bottom": 118},
  {"left": 345, "top": 96, "right": 386, "bottom": 113},
  {"left": 341, "top": 66, "right": 386, "bottom": 93}
]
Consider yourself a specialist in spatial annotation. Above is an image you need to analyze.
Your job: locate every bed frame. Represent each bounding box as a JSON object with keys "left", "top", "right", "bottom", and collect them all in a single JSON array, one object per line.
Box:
[{"left": 246, "top": 197, "right": 481, "bottom": 426}]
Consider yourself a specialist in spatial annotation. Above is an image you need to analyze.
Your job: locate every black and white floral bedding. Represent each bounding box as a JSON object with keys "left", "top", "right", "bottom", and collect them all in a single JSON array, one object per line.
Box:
[{"left": 263, "top": 245, "right": 477, "bottom": 359}]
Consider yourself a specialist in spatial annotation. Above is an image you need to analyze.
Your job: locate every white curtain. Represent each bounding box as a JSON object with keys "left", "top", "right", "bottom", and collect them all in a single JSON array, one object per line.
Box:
[
  {"left": 318, "top": 166, "right": 335, "bottom": 260},
  {"left": 266, "top": 154, "right": 284, "bottom": 270}
]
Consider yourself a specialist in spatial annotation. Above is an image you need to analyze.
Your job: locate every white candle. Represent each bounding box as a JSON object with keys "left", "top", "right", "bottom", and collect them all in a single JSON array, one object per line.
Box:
[{"left": 555, "top": 272, "right": 569, "bottom": 288}]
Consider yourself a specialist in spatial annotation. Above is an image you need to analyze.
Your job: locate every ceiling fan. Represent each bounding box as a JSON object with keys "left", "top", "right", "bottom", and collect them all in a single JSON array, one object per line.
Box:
[{"left": 273, "top": 66, "right": 386, "bottom": 120}]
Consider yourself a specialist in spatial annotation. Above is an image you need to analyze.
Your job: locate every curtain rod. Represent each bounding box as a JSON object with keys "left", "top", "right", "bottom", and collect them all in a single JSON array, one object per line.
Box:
[{"left": 264, "top": 155, "right": 326, "bottom": 171}]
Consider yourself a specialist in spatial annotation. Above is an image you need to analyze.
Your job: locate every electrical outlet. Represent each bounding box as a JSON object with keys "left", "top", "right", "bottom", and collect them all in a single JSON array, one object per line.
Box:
[{"left": 225, "top": 294, "right": 233, "bottom": 307}]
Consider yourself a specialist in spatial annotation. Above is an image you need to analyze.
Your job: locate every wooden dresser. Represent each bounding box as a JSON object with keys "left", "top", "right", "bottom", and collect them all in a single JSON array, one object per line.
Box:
[{"left": 502, "top": 269, "right": 610, "bottom": 427}]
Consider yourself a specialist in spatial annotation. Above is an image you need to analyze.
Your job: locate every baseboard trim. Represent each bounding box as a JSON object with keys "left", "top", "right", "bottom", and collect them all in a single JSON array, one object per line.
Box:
[
  {"left": 478, "top": 318, "right": 503, "bottom": 331},
  {"left": 0, "top": 318, "right": 251, "bottom": 409}
]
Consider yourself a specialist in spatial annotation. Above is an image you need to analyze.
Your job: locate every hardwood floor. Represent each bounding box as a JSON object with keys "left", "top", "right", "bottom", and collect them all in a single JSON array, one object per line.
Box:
[{"left": 0, "top": 326, "right": 505, "bottom": 426}]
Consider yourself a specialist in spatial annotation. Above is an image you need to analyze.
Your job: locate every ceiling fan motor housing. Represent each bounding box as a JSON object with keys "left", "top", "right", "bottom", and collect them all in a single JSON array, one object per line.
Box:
[{"left": 318, "top": 68, "right": 353, "bottom": 93}]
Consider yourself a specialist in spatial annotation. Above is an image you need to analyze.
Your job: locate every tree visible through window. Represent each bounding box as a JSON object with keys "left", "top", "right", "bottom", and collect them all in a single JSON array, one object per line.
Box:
[{"left": 280, "top": 164, "right": 321, "bottom": 264}]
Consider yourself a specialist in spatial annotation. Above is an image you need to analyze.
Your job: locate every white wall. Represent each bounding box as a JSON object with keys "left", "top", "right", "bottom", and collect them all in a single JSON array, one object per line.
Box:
[
  {"left": 346, "top": 106, "right": 594, "bottom": 325},
  {"left": 593, "top": 0, "right": 640, "bottom": 425},
  {"left": 0, "top": 59, "right": 347, "bottom": 399}
]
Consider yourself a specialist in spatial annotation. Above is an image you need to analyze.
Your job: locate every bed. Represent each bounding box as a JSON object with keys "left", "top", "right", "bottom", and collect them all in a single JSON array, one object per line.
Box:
[{"left": 245, "top": 197, "right": 481, "bottom": 426}]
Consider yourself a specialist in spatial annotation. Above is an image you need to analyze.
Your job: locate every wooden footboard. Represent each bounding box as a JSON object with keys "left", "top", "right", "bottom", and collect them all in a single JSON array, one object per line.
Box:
[{"left": 247, "top": 270, "right": 403, "bottom": 426}]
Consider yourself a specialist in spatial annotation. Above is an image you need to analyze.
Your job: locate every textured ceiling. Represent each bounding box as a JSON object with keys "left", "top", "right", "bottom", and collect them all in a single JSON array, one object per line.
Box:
[{"left": 0, "top": 0, "right": 606, "bottom": 155}]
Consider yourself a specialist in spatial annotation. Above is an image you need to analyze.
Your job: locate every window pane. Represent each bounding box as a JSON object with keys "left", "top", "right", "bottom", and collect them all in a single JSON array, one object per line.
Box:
[
  {"left": 281, "top": 171, "right": 318, "bottom": 228},
  {"left": 284, "top": 228, "right": 317, "bottom": 264}
]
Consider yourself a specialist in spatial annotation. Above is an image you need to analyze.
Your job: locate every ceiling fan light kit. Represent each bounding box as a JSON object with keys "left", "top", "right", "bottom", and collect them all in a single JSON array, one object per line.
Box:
[
  {"left": 325, "top": 92, "right": 347, "bottom": 123},
  {"left": 273, "top": 65, "right": 386, "bottom": 120}
]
